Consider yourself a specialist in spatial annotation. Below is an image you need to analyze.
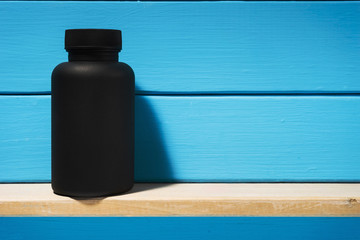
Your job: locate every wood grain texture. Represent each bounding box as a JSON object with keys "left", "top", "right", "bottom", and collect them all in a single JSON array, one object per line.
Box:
[
  {"left": 0, "top": 183, "right": 359, "bottom": 216},
  {"left": 1, "top": 95, "right": 360, "bottom": 182},
  {"left": 0, "top": 2, "right": 359, "bottom": 93},
  {"left": 1, "top": 217, "right": 359, "bottom": 240}
]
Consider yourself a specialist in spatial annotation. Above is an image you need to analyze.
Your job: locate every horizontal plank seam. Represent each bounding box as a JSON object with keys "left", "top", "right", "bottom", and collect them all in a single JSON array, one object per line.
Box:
[
  {"left": 0, "top": 0, "right": 343, "bottom": 2},
  {"left": 1, "top": 92, "right": 360, "bottom": 97},
  {"left": 2, "top": 181, "right": 360, "bottom": 183}
]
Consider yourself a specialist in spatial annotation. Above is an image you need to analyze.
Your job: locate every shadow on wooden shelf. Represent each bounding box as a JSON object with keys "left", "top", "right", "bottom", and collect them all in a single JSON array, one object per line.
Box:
[{"left": 69, "top": 183, "right": 175, "bottom": 205}]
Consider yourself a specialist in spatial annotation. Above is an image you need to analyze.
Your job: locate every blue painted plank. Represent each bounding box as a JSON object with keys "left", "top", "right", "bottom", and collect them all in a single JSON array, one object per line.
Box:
[
  {"left": 1, "top": 95, "right": 360, "bottom": 182},
  {"left": 0, "top": 96, "right": 50, "bottom": 182},
  {"left": 0, "top": 2, "right": 359, "bottom": 93},
  {"left": 1, "top": 217, "right": 360, "bottom": 240}
]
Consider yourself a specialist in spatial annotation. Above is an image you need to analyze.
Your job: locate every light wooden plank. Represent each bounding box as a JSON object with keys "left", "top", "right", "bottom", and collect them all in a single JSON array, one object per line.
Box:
[
  {"left": 0, "top": 183, "right": 359, "bottom": 216},
  {"left": 0, "top": 2, "right": 359, "bottom": 93},
  {"left": 1, "top": 95, "right": 360, "bottom": 182}
]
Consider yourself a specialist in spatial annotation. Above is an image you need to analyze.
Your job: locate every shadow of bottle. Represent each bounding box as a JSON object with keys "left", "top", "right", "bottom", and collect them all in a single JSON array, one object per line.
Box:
[
  {"left": 134, "top": 89, "right": 173, "bottom": 184},
  {"left": 71, "top": 86, "right": 173, "bottom": 202}
]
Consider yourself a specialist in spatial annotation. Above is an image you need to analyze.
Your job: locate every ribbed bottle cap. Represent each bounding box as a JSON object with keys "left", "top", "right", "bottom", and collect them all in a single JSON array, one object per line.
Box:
[{"left": 65, "top": 29, "right": 122, "bottom": 51}]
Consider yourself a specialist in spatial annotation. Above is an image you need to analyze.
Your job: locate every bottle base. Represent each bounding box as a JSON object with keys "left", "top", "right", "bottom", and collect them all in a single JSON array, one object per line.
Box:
[{"left": 52, "top": 184, "right": 134, "bottom": 198}]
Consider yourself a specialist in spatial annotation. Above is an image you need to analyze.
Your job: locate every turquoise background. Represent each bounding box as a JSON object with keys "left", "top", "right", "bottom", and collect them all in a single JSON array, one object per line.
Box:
[
  {"left": 0, "top": 1, "right": 359, "bottom": 182},
  {"left": 0, "top": 2, "right": 359, "bottom": 93},
  {"left": 0, "top": 1, "right": 359, "bottom": 239},
  {"left": 1, "top": 217, "right": 360, "bottom": 240},
  {"left": 1, "top": 95, "right": 360, "bottom": 182}
]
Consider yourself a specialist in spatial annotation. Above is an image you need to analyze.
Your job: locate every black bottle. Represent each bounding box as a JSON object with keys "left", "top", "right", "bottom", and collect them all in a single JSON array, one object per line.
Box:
[{"left": 51, "top": 29, "right": 135, "bottom": 197}]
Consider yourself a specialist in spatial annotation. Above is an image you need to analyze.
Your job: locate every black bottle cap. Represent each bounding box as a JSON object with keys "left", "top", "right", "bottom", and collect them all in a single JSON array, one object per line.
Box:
[{"left": 65, "top": 29, "right": 122, "bottom": 51}]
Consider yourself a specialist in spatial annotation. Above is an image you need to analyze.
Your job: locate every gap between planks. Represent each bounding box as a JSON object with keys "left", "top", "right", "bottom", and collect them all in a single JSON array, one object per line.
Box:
[
  {"left": 1, "top": 92, "right": 360, "bottom": 96},
  {"left": 0, "top": 183, "right": 359, "bottom": 217}
]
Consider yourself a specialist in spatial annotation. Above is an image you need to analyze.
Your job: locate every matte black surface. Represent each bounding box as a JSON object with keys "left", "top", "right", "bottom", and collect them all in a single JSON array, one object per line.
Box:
[
  {"left": 51, "top": 30, "right": 134, "bottom": 197},
  {"left": 65, "top": 29, "right": 122, "bottom": 51}
]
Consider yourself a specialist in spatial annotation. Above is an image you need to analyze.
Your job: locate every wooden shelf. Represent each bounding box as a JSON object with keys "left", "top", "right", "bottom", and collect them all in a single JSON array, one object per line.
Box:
[{"left": 0, "top": 183, "right": 359, "bottom": 217}]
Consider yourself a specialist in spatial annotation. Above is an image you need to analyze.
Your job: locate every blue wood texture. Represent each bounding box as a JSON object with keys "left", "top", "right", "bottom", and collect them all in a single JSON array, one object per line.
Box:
[
  {"left": 0, "top": 2, "right": 359, "bottom": 93},
  {"left": 1, "top": 217, "right": 360, "bottom": 240},
  {"left": 1, "top": 95, "right": 359, "bottom": 182}
]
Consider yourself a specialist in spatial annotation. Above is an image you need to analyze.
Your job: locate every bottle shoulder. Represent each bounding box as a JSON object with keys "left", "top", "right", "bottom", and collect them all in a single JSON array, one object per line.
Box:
[
  {"left": 52, "top": 61, "right": 134, "bottom": 81},
  {"left": 118, "top": 62, "right": 135, "bottom": 80}
]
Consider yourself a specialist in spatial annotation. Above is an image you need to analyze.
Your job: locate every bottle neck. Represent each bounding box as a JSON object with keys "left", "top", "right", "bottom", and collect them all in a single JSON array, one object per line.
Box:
[{"left": 68, "top": 50, "right": 119, "bottom": 62}]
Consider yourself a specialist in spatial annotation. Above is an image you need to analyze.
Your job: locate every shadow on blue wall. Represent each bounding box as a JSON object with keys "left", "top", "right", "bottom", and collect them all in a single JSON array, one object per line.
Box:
[
  {"left": 70, "top": 87, "right": 173, "bottom": 200},
  {"left": 135, "top": 89, "right": 173, "bottom": 183}
]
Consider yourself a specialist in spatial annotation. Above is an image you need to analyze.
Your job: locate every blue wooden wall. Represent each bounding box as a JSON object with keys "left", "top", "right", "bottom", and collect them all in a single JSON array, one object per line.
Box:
[
  {"left": 0, "top": 1, "right": 359, "bottom": 182},
  {"left": 1, "top": 1, "right": 359, "bottom": 238},
  {"left": 1, "top": 217, "right": 360, "bottom": 240},
  {"left": 1, "top": 95, "right": 360, "bottom": 182},
  {"left": 0, "top": 2, "right": 359, "bottom": 94}
]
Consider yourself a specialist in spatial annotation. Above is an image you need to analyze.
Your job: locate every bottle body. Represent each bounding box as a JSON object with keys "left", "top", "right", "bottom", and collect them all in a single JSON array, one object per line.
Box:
[{"left": 51, "top": 61, "right": 134, "bottom": 197}]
